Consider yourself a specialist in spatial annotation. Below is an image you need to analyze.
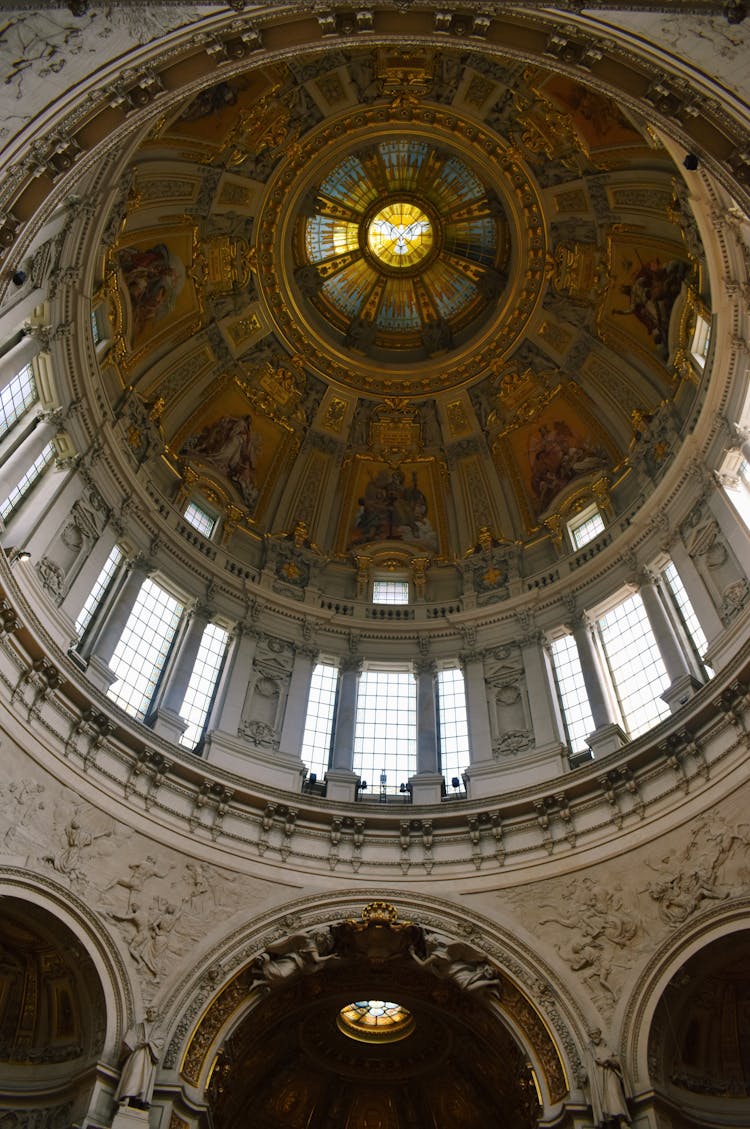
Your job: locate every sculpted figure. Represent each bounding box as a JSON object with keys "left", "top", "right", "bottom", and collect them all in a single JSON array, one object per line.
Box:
[
  {"left": 409, "top": 931, "right": 501, "bottom": 994},
  {"left": 104, "top": 855, "right": 169, "bottom": 908},
  {"left": 44, "top": 816, "right": 111, "bottom": 883},
  {"left": 251, "top": 929, "right": 337, "bottom": 990},
  {"left": 586, "top": 1029, "right": 631, "bottom": 1128},
  {"left": 115, "top": 1008, "right": 162, "bottom": 1109}
]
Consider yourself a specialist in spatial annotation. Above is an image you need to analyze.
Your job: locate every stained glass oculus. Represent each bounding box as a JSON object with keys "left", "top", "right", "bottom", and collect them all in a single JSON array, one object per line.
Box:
[
  {"left": 367, "top": 201, "right": 433, "bottom": 270},
  {"left": 299, "top": 139, "right": 508, "bottom": 353},
  {"left": 337, "top": 1000, "right": 415, "bottom": 1043}
]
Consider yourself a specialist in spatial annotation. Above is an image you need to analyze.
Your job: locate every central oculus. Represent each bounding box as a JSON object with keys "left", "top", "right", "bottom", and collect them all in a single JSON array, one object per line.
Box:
[{"left": 367, "top": 201, "right": 433, "bottom": 270}]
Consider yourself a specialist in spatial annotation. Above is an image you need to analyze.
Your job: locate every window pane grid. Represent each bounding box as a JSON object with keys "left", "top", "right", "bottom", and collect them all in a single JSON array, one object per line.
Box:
[
  {"left": 570, "top": 509, "right": 605, "bottom": 550},
  {"left": 372, "top": 579, "right": 409, "bottom": 605},
  {"left": 597, "top": 593, "right": 670, "bottom": 738},
  {"left": 184, "top": 501, "right": 216, "bottom": 538},
  {"left": 74, "top": 545, "right": 124, "bottom": 637},
  {"left": 0, "top": 364, "right": 37, "bottom": 439},
  {"left": 107, "top": 579, "right": 183, "bottom": 720},
  {"left": 353, "top": 669, "right": 416, "bottom": 792},
  {"left": 179, "top": 622, "right": 229, "bottom": 749},
  {"left": 91, "top": 309, "right": 103, "bottom": 345},
  {"left": 437, "top": 668, "right": 469, "bottom": 785},
  {"left": 300, "top": 662, "right": 338, "bottom": 779},
  {"left": 662, "top": 561, "right": 712, "bottom": 675},
  {"left": 0, "top": 441, "right": 55, "bottom": 521},
  {"left": 550, "top": 635, "right": 595, "bottom": 752}
]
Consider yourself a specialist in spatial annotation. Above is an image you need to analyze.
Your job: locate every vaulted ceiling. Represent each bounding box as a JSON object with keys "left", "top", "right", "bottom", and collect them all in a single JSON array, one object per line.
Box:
[{"left": 102, "top": 43, "right": 708, "bottom": 574}]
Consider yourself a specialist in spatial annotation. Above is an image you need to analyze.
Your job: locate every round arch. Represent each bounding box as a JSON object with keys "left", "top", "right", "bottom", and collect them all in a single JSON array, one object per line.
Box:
[
  {"left": 0, "top": 870, "right": 139, "bottom": 1125},
  {"left": 157, "top": 892, "right": 589, "bottom": 1127},
  {"left": 622, "top": 899, "right": 750, "bottom": 1089}
]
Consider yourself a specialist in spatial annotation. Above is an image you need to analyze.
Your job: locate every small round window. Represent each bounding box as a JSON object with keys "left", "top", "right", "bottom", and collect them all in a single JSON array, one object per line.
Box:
[{"left": 337, "top": 999, "right": 415, "bottom": 1043}]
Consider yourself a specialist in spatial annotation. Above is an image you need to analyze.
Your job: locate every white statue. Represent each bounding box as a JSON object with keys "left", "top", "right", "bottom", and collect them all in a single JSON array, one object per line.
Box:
[
  {"left": 409, "top": 931, "right": 501, "bottom": 994},
  {"left": 115, "top": 1009, "right": 163, "bottom": 1109},
  {"left": 586, "top": 1029, "right": 631, "bottom": 1128}
]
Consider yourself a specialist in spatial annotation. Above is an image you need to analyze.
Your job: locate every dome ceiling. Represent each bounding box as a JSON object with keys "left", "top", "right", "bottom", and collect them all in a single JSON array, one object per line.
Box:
[
  {"left": 297, "top": 138, "right": 509, "bottom": 357},
  {"left": 103, "top": 44, "right": 707, "bottom": 575}
]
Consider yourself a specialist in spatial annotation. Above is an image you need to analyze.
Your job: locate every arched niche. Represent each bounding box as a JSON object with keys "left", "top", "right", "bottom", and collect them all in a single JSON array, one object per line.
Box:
[
  {"left": 647, "top": 927, "right": 750, "bottom": 1127},
  {"left": 162, "top": 898, "right": 584, "bottom": 1129},
  {"left": 621, "top": 906, "right": 750, "bottom": 1112},
  {"left": 0, "top": 880, "right": 133, "bottom": 1127}
]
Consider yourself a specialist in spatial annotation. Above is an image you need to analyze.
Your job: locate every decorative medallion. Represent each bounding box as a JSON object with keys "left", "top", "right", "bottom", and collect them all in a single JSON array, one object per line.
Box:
[{"left": 255, "top": 106, "right": 547, "bottom": 397}]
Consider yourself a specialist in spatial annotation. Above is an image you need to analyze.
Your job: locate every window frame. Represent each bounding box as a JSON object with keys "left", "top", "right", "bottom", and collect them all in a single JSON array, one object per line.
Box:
[
  {"left": 106, "top": 577, "right": 185, "bottom": 722},
  {"left": 352, "top": 664, "right": 417, "bottom": 794},
  {"left": 178, "top": 621, "right": 230, "bottom": 749},
  {"left": 568, "top": 504, "right": 606, "bottom": 551},
  {"left": 183, "top": 498, "right": 219, "bottom": 539},
  {"left": 300, "top": 659, "right": 339, "bottom": 781},
  {"left": 548, "top": 631, "right": 596, "bottom": 755},
  {"left": 594, "top": 589, "right": 671, "bottom": 738},
  {"left": 0, "top": 440, "right": 57, "bottom": 524},
  {"left": 74, "top": 543, "right": 125, "bottom": 641},
  {"left": 0, "top": 363, "right": 38, "bottom": 443},
  {"left": 371, "top": 578, "right": 410, "bottom": 605}
]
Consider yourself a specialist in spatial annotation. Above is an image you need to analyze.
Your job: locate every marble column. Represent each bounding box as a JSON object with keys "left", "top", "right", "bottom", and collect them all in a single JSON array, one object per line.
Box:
[
  {"left": 460, "top": 651, "right": 493, "bottom": 765},
  {"left": 639, "top": 574, "right": 701, "bottom": 711},
  {"left": 410, "top": 659, "right": 443, "bottom": 805},
  {"left": 327, "top": 657, "right": 361, "bottom": 802},
  {"left": 0, "top": 335, "right": 38, "bottom": 393},
  {"left": 521, "top": 631, "right": 567, "bottom": 752},
  {"left": 278, "top": 645, "right": 318, "bottom": 762},
  {"left": 667, "top": 538, "right": 723, "bottom": 659},
  {"left": 149, "top": 601, "right": 212, "bottom": 742},
  {"left": 204, "top": 623, "right": 260, "bottom": 741},
  {"left": 0, "top": 411, "right": 58, "bottom": 506},
  {"left": 571, "top": 617, "right": 627, "bottom": 756},
  {"left": 84, "top": 557, "right": 150, "bottom": 690}
]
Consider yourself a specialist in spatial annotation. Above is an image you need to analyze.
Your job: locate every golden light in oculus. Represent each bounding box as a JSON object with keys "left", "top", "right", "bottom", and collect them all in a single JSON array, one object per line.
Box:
[
  {"left": 367, "top": 201, "right": 433, "bottom": 270},
  {"left": 337, "top": 999, "right": 415, "bottom": 1043}
]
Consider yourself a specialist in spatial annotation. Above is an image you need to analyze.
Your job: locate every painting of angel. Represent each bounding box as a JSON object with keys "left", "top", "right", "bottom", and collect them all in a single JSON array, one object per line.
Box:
[{"left": 181, "top": 414, "right": 260, "bottom": 508}]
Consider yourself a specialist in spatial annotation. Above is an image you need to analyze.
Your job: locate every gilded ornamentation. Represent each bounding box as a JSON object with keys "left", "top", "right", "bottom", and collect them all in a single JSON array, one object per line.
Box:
[
  {"left": 551, "top": 240, "right": 606, "bottom": 302},
  {"left": 255, "top": 103, "right": 546, "bottom": 397},
  {"left": 369, "top": 400, "right": 423, "bottom": 460},
  {"left": 464, "top": 73, "right": 496, "bottom": 109},
  {"left": 217, "top": 181, "right": 254, "bottom": 206},
  {"left": 446, "top": 399, "right": 470, "bottom": 435},
  {"left": 538, "top": 319, "right": 573, "bottom": 354},
  {"left": 315, "top": 72, "right": 347, "bottom": 107},
  {"left": 554, "top": 187, "right": 588, "bottom": 213},
  {"left": 375, "top": 47, "right": 436, "bottom": 98},
  {"left": 322, "top": 396, "right": 347, "bottom": 432},
  {"left": 410, "top": 556, "right": 430, "bottom": 598},
  {"left": 227, "top": 312, "right": 262, "bottom": 345}
]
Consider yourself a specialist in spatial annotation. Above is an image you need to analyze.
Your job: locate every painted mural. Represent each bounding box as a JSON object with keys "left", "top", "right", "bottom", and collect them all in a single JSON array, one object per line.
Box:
[
  {"left": 181, "top": 414, "right": 260, "bottom": 509},
  {"left": 602, "top": 234, "right": 691, "bottom": 362},
  {"left": 347, "top": 463, "right": 439, "bottom": 553},
  {"left": 503, "top": 394, "right": 611, "bottom": 517},
  {"left": 178, "top": 388, "right": 296, "bottom": 516},
  {"left": 538, "top": 74, "right": 645, "bottom": 153},
  {"left": 115, "top": 225, "right": 198, "bottom": 348},
  {"left": 117, "top": 243, "right": 185, "bottom": 337}
]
